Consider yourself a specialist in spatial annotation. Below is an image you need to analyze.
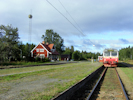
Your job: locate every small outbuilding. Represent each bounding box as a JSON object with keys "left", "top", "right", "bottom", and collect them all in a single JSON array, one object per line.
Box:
[
  {"left": 61, "top": 54, "right": 70, "bottom": 61},
  {"left": 98, "top": 56, "right": 103, "bottom": 62}
]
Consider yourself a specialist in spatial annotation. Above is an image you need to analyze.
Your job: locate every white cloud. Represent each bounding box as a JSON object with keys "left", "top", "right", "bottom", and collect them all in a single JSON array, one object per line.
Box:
[{"left": 0, "top": 0, "right": 133, "bottom": 53}]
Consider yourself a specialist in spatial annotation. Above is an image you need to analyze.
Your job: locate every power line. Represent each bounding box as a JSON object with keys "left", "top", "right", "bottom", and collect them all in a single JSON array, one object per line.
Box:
[
  {"left": 58, "top": 0, "right": 95, "bottom": 46},
  {"left": 46, "top": 0, "right": 85, "bottom": 36},
  {"left": 46, "top": 0, "right": 95, "bottom": 46},
  {"left": 58, "top": 0, "right": 84, "bottom": 35},
  {"left": 58, "top": 1, "right": 96, "bottom": 46}
]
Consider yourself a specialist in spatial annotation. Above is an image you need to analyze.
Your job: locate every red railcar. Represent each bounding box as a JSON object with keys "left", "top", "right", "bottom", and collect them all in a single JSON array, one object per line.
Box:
[{"left": 103, "top": 49, "right": 119, "bottom": 67}]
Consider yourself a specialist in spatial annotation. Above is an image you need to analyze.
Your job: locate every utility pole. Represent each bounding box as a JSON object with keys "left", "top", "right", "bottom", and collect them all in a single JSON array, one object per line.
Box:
[
  {"left": 28, "top": 10, "right": 32, "bottom": 44},
  {"left": 28, "top": 10, "right": 33, "bottom": 58}
]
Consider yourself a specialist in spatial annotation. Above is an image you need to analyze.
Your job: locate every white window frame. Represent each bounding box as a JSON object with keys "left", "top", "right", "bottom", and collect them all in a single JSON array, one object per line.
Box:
[
  {"left": 36, "top": 49, "right": 39, "bottom": 52},
  {"left": 40, "top": 49, "right": 44, "bottom": 52},
  {"left": 111, "top": 51, "right": 117, "bottom": 57},
  {"left": 40, "top": 54, "right": 45, "bottom": 58}
]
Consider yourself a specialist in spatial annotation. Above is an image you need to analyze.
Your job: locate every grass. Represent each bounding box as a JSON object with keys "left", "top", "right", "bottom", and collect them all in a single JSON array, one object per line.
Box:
[
  {"left": 0, "top": 62, "right": 102, "bottom": 100},
  {"left": 0, "top": 61, "right": 56, "bottom": 69},
  {"left": 123, "top": 59, "right": 133, "bottom": 65},
  {"left": 0, "top": 61, "right": 49, "bottom": 66},
  {"left": 0, "top": 63, "right": 71, "bottom": 76},
  {"left": 0, "top": 62, "right": 101, "bottom": 82},
  {"left": 116, "top": 65, "right": 133, "bottom": 100},
  {"left": 119, "top": 61, "right": 133, "bottom": 82},
  {"left": 101, "top": 68, "right": 118, "bottom": 90},
  {"left": 120, "top": 67, "right": 133, "bottom": 82},
  {"left": 0, "top": 68, "right": 56, "bottom": 82},
  {"left": 27, "top": 62, "right": 102, "bottom": 100}
]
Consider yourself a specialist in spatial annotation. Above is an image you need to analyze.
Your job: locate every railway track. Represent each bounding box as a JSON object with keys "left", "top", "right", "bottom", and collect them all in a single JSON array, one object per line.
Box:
[
  {"left": 52, "top": 66, "right": 129, "bottom": 100},
  {"left": 86, "top": 67, "right": 129, "bottom": 100}
]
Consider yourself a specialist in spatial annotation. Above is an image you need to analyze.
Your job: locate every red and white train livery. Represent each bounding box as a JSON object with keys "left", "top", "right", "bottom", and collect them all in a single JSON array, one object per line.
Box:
[{"left": 103, "top": 49, "right": 119, "bottom": 67}]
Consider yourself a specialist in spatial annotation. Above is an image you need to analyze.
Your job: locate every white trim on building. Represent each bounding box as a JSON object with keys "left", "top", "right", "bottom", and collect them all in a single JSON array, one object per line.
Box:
[{"left": 31, "top": 43, "right": 52, "bottom": 57}]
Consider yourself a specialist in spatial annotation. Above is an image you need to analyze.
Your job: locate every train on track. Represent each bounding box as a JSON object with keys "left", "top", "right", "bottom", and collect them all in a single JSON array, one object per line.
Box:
[{"left": 103, "top": 49, "right": 119, "bottom": 67}]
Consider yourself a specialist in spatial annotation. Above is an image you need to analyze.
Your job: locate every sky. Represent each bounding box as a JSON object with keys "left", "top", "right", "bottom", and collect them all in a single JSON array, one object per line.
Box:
[{"left": 0, "top": 0, "right": 133, "bottom": 53}]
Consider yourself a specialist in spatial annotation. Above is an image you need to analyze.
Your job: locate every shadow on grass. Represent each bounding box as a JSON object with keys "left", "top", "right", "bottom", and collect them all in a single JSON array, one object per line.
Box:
[{"left": 117, "top": 62, "right": 133, "bottom": 68}]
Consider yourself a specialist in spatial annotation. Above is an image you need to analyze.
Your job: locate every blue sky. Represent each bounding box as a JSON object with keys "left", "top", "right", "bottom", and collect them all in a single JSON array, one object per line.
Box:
[{"left": 0, "top": 0, "right": 133, "bottom": 53}]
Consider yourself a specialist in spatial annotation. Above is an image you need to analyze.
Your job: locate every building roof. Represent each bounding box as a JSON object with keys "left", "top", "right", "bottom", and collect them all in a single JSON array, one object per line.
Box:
[
  {"left": 41, "top": 43, "right": 51, "bottom": 52},
  {"left": 42, "top": 43, "right": 59, "bottom": 55},
  {"left": 48, "top": 44, "right": 54, "bottom": 49}
]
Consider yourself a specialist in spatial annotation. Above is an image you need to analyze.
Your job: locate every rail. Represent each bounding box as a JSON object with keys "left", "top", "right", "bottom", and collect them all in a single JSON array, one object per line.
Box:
[
  {"left": 86, "top": 67, "right": 129, "bottom": 100},
  {"left": 115, "top": 68, "right": 129, "bottom": 100},
  {"left": 86, "top": 67, "right": 107, "bottom": 100}
]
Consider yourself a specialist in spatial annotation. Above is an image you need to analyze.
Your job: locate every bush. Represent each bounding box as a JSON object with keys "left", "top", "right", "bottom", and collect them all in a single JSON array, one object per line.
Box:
[
  {"left": 41, "top": 58, "right": 50, "bottom": 62},
  {"left": 35, "top": 57, "right": 41, "bottom": 62},
  {"left": 35, "top": 57, "right": 50, "bottom": 62}
]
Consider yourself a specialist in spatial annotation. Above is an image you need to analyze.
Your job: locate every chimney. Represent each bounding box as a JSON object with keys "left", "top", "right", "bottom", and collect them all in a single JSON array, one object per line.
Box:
[
  {"left": 42, "top": 41, "right": 45, "bottom": 44},
  {"left": 46, "top": 42, "right": 49, "bottom": 45}
]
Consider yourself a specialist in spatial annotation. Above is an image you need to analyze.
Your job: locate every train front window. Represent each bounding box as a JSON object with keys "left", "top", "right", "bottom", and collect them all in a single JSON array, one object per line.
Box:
[
  {"left": 111, "top": 51, "right": 117, "bottom": 56},
  {"left": 104, "top": 51, "right": 110, "bottom": 56}
]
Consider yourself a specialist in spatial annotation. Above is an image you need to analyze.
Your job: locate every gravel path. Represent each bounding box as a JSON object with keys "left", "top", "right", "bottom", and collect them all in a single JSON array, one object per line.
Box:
[
  {"left": 0, "top": 75, "right": 59, "bottom": 100},
  {"left": 0, "top": 62, "right": 101, "bottom": 100}
]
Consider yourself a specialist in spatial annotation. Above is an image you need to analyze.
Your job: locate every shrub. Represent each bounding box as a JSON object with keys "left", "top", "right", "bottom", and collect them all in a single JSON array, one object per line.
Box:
[{"left": 35, "top": 57, "right": 40, "bottom": 62}]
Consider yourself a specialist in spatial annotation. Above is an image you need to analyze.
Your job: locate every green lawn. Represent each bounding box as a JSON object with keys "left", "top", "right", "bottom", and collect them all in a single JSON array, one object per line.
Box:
[
  {"left": 0, "top": 62, "right": 102, "bottom": 100},
  {"left": 0, "top": 61, "right": 50, "bottom": 66},
  {"left": 0, "top": 63, "right": 71, "bottom": 76}
]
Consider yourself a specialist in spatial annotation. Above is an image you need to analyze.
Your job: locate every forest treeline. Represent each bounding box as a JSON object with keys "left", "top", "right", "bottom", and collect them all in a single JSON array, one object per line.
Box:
[
  {"left": 119, "top": 46, "right": 133, "bottom": 61},
  {"left": 63, "top": 46, "right": 101, "bottom": 60},
  {"left": 0, "top": 25, "right": 102, "bottom": 62},
  {"left": 3, "top": 24, "right": 131, "bottom": 62}
]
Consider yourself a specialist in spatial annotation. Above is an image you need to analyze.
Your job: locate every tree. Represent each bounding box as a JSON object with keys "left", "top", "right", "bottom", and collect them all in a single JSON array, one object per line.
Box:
[
  {"left": 80, "top": 51, "right": 88, "bottom": 60},
  {"left": 63, "top": 46, "right": 74, "bottom": 59},
  {"left": 42, "top": 29, "right": 64, "bottom": 54},
  {"left": 72, "top": 50, "right": 80, "bottom": 61},
  {"left": 63, "top": 47, "right": 71, "bottom": 55},
  {"left": 0, "top": 25, "right": 19, "bottom": 61},
  {"left": 71, "top": 46, "right": 74, "bottom": 53},
  {"left": 119, "top": 46, "right": 133, "bottom": 60},
  {"left": 18, "top": 42, "right": 35, "bottom": 60}
]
